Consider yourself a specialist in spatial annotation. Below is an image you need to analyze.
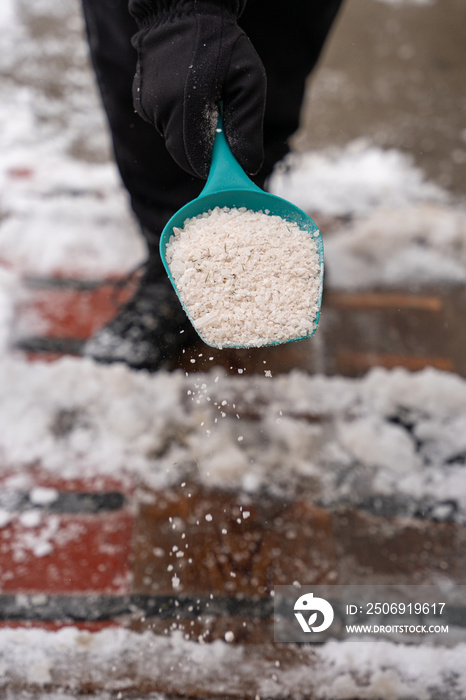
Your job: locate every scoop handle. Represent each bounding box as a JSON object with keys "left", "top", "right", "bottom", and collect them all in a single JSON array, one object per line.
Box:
[{"left": 200, "top": 107, "right": 263, "bottom": 197}]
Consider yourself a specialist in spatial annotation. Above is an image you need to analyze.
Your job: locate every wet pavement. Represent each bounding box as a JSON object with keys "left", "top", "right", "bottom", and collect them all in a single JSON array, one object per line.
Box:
[{"left": 298, "top": 0, "right": 466, "bottom": 197}]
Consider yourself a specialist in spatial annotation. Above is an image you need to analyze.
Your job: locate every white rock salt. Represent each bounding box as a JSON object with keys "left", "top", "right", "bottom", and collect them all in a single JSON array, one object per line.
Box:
[{"left": 165, "top": 207, "right": 321, "bottom": 348}]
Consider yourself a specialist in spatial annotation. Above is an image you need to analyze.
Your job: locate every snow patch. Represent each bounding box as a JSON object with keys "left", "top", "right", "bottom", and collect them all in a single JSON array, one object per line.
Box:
[
  {"left": 270, "top": 140, "right": 446, "bottom": 218},
  {"left": 325, "top": 203, "right": 466, "bottom": 290},
  {"left": 0, "top": 359, "right": 465, "bottom": 520},
  {"left": 0, "top": 627, "right": 463, "bottom": 698}
]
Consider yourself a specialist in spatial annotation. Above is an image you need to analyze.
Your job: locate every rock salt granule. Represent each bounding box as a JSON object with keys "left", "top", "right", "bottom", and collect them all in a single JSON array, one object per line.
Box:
[{"left": 165, "top": 206, "right": 321, "bottom": 348}]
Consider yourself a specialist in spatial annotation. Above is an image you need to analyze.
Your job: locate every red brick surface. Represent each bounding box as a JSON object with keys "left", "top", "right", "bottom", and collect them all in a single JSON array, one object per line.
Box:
[
  {"left": 0, "top": 511, "right": 133, "bottom": 594},
  {"left": 20, "top": 282, "right": 134, "bottom": 340}
]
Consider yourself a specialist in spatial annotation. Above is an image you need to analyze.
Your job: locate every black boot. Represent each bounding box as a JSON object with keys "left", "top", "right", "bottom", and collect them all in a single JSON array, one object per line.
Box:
[{"left": 83, "top": 258, "right": 199, "bottom": 371}]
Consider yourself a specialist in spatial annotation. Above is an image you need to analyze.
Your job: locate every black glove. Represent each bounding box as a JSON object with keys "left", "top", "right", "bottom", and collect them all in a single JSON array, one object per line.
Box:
[{"left": 129, "top": 0, "right": 267, "bottom": 179}]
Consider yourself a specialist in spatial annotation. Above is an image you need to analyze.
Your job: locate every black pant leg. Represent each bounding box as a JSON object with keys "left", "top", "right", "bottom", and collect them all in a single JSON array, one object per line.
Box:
[
  {"left": 240, "top": 0, "right": 344, "bottom": 181},
  {"left": 81, "top": 0, "right": 203, "bottom": 253},
  {"left": 81, "top": 0, "right": 343, "bottom": 230}
]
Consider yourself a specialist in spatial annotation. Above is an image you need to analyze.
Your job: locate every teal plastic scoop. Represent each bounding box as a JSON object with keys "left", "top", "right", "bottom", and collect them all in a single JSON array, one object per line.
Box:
[{"left": 159, "top": 111, "right": 324, "bottom": 349}]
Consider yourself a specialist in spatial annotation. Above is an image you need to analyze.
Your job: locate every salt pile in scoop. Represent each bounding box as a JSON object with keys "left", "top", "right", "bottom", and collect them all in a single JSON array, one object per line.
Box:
[{"left": 165, "top": 206, "right": 322, "bottom": 348}]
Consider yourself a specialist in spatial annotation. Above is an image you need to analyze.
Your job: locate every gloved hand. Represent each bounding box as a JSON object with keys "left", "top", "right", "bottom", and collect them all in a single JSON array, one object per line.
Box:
[{"left": 129, "top": 0, "right": 267, "bottom": 179}]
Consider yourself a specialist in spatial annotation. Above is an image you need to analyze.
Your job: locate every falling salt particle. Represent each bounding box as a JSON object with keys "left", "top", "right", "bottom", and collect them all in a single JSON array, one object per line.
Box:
[
  {"left": 237, "top": 518, "right": 242, "bottom": 524},
  {"left": 243, "top": 511, "right": 250, "bottom": 519},
  {"left": 153, "top": 547, "right": 164, "bottom": 557},
  {"left": 230, "top": 572, "right": 236, "bottom": 578},
  {"left": 30, "top": 487, "right": 59, "bottom": 506},
  {"left": 264, "top": 370, "right": 272, "bottom": 378},
  {"left": 190, "top": 359, "right": 196, "bottom": 363},
  {"left": 221, "top": 528, "right": 227, "bottom": 534},
  {"left": 19, "top": 511, "right": 41, "bottom": 528},
  {"left": 214, "top": 376, "right": 219, "bottom": 382},
  {"left": 167, "top": 564, "right": 173, "bottom": 571},
  {"left": 205, "top": 513, "right": 213, "bottom": 522},
  {"left": 33, "top": 541, "right": 53, "bottom": 558},
  {"left": 238, "top": 436, "right": 244, "bottom": 442},
  {"left": 172, "top": 574, "right": 181, "bottom": 589},
  {"left": 0, "top": 509, "right": 12, "bottom": 528},
  {"left": 237, "top": 368, "right": 243, "bottom": 374}
]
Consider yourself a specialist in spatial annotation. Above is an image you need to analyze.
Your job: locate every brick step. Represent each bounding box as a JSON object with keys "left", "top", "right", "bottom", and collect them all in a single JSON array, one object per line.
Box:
[
  {"left": 2, "top": 477, "right": 463, "bottom": 632},
  {"left": 1, "top": 473, "right": 463, "bottom": 697},
  {"left": 13, "top": 276, "right": 466, "bottom": 376}
]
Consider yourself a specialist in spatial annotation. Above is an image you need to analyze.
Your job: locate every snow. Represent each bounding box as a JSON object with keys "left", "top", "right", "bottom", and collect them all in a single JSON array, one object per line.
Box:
[
  {"left": 270, "top": 140, "right": 447, "bottom": 218},
  {"left": 0, "top": 0, "right": 465, "bottom": 698},
  {"left": 1, "top": 355, "right": 465, "bottom": 521},
  {"left": 0, "top": 627, "right": 464, "bottom": 698},
  {"left": 0, "top": 107, "right": 145, "bottom": 278},
  {"left": 324, "top": 204, "right": 466, "bottom": 290}
]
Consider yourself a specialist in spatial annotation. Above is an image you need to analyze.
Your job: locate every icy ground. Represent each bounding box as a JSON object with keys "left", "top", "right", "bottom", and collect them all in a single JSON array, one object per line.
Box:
[{"left": 1, "top": 0, "right": 466, "bottom": 698}]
